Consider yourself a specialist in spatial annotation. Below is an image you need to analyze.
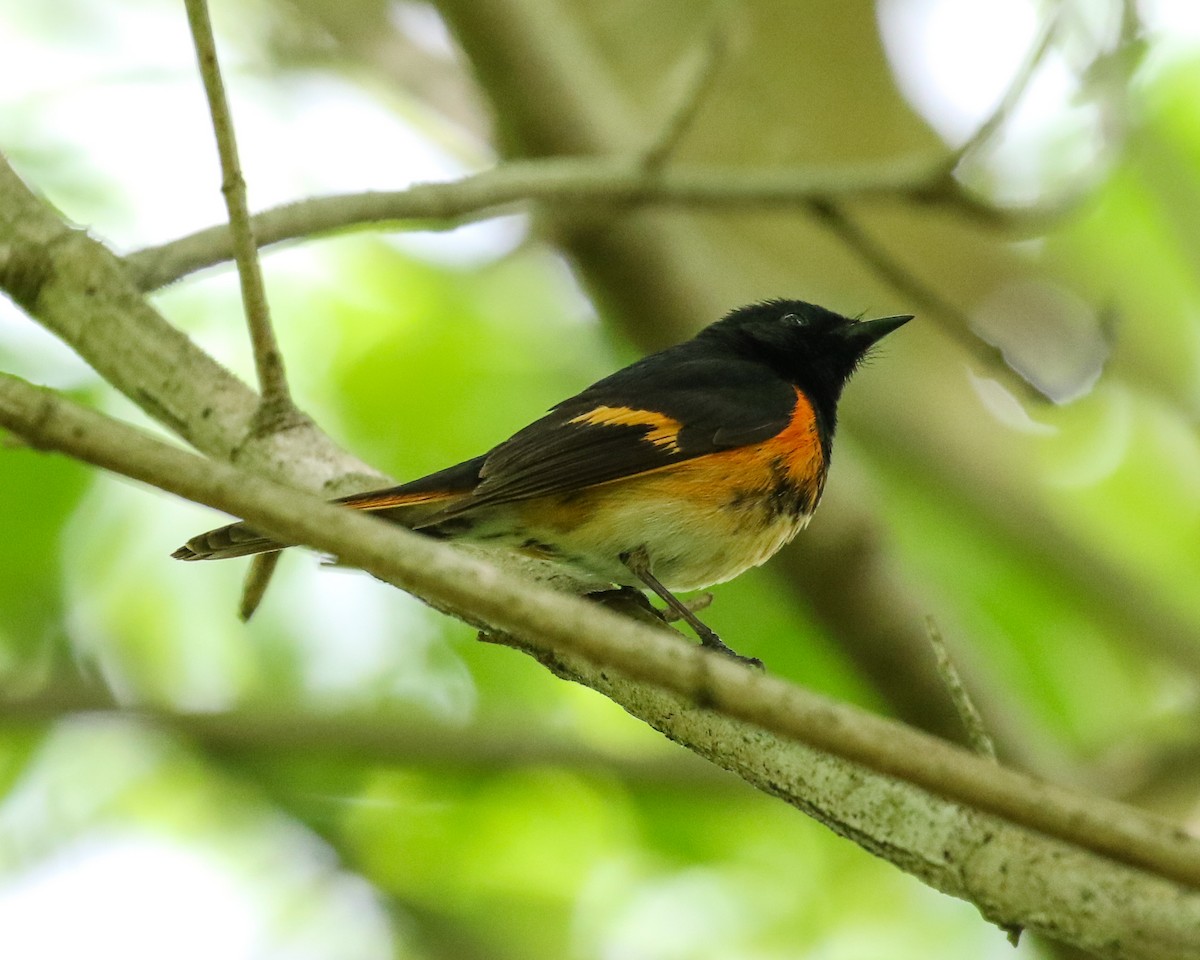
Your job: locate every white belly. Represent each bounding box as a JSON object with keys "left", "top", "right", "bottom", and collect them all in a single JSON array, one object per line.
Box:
[{"left": 460, "top": 494, "right": 813, "bottom": 593}]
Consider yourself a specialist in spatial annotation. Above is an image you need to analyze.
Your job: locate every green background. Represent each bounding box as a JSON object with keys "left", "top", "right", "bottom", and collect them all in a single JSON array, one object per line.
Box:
[{"left": 2, "top": 1, "right": 1199, "bottom": 957}]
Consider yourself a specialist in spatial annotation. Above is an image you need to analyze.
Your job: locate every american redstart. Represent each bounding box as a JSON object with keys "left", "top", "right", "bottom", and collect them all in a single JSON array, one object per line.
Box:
[{"left": 175, "top": 299, "right": 910, "bottom": 665}]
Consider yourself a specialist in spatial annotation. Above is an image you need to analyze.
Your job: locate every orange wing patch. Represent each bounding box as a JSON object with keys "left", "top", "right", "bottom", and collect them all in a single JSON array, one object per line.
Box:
[
  {"left": 619, "top": 386, "right": 824, "bottom": 510},
  {"left": 514, "top": 390, "right": 828, "bottom": 591},
  {"left": 569, "top": 405, "right": 683, "bottom": 453},
  {"left": 530, "top": 388, "right": 825, "bottom": 515}
]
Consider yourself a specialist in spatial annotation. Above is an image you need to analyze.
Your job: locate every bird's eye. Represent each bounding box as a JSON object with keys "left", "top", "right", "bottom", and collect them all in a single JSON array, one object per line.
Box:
[{"left": 782, "top": 313, "right": 803, "bottom": 326}]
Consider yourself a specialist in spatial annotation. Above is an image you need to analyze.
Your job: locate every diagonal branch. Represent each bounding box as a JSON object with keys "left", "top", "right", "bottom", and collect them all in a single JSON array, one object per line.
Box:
[
  {"left": 805, "top": 198, "right": 1043, "bottom": 402},
  {"left": 121, "top": 157, "right": 1069, "bottom": 412},
  {"left": 949, "top": 3, "right": 1065, "bottom": 170},
  {"left": 925, "top": 616, "right": 998, "bottom": 762},
  {"left": 0, "top": 154, "right": 380, "bottom": 494},
  {"left": 639, "top": 2, "right": 735, "bottom": 170},
  {"left": 1, "top": 371, "right": 1200, "bottom": 958}
]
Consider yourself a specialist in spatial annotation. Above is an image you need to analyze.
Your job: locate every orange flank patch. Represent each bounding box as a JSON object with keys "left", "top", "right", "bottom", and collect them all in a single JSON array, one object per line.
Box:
[
  {"left": 569, "top": 405, "right": 683, "bottom": 453},
  {"left": 618, "top": 387, "right": 823, "bottom": 508},
  {"left": 648, "top": 385, "right": 823, "bottom": 498},
  {"left": 758, "top": 385, "right": 826, "bottom": 496}
]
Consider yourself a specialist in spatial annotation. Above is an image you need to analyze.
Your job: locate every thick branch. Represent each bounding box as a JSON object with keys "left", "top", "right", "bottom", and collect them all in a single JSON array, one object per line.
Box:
[
  {"left": 2, "top": 373, "right": 1200, "bottom": 958},
  {"left": 0, "top": 154, "right": 379, "bottom": 494}
]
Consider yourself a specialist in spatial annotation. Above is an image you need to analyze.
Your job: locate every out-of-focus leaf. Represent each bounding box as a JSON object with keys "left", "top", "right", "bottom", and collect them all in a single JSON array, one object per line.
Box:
[
  {"left": 0, "top": 729, "right": 47, "bottom": 803},
  {"left": 0, "top": 445, "right": 90, "bottom": 660}
]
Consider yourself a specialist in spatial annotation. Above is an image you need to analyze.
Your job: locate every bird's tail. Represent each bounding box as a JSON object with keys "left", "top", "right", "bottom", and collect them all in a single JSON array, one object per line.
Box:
[
  {"left": 171, "top": 487, "right": 460, "bottom": 561},
  {"left": 172, "top": 455, "right": 490, "bottom": 562},
  {"left": 171, "top": 520, "right": 284, "bottom": 561}
]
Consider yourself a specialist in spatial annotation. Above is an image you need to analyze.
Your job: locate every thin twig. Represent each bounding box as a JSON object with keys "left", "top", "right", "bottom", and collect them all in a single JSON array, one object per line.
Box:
[
  {"left": 183, "top": 0, "right": 293, "bottom": 417},
  {"left": 951, "top": 5, "right": 1065, "bottom": 170},
  {"left": 925, "top": 616, "right": 998, "bottom": 762},
  {"left": 183, "top": 0, "right": 300, "bottom": 614},
  {"left": 239, "top": 551, "right": 280, "bottom": 621},
  {"left": 640, "top": 3, "right": 735, "bottom": 170},
  {"left": 806, "top": 199, "right": 1044, "bottom": 401}
]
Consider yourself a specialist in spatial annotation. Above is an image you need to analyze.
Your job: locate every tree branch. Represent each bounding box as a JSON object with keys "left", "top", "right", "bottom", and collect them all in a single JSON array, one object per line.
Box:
[
  {"left": 0, "top": 153, "right": 380, "bottom": 494},
  {"left": 949, "top": 2, "right": 1065, "bottom": 170},
  {"left": 2, "top": 4, "right": 1179, "bottom": 952},
  {"left": 0, "top": 683, "right": 735, "bottom": 787},
  {"left": 638, "top": 3, "right": 733, "bottom": 170},
  {"left": 120, "top": 154, "right": 1067, "bottom": 411},
  {"left": 123, "top": 156, "right": 1056, "bottom": 292},
  {"left": 805, "top": 198, "right": 1044, "bottom": 403},
  {"left": 925, "top": 616, "right": 998, "bottom": 762},
  {"left": 183, "top": 0, "right": 294, "bottom": 416},
  {"left": 2, "top": 372, "right": 1200, "bottom": 958}
]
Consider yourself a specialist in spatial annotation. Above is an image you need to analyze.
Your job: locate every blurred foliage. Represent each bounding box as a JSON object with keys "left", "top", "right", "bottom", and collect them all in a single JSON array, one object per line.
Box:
[
  {"left": 0, "top": 445, "right": 88, "bottom": 664},
  {"left": 3, "top": 1, "right": 1200, "bottom": 959}
]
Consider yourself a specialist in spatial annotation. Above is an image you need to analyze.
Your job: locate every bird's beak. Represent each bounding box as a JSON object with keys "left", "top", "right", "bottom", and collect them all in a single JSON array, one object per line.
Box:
[{"left": 844, "top": 314, "right": 913, "bottom": 348}]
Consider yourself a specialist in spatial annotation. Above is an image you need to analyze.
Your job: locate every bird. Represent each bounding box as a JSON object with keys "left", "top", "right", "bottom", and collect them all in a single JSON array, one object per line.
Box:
[{"left": 174, "top": 299, "right": 910, "bottom": 665}]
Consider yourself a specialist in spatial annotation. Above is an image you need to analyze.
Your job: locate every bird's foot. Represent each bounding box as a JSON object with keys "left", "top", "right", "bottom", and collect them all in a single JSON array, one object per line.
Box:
[{"left": 694, "top": 625, "right": 764, "bottom": 670}]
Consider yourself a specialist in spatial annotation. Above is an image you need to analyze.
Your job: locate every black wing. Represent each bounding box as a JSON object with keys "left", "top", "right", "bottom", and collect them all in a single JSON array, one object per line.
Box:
[{"left": 451, "top": 350, "right": 796, "bottom": 511}]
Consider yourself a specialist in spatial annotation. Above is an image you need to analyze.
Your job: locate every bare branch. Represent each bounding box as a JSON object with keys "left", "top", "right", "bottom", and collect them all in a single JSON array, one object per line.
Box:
[
  {"left": 4, "top": 372, "right": 1200, "bottom": 957},
  {"left": 121, "top": 152, "right": 1072, "bottom": 410},
  {"left": 925, "top": 616, "right": 998, "bottom": 762},
  {"left": 640, "top": 3, "right": 735, "bottom": 170},
  {"left": 124, "top": 156, "right": 1055, "bottom": 292},
  {"left": 950, "top": 5, "right": 1065, "bottom": 170},
  {"left": 0, "top": 154, "right": 382, "bottom": 494},
  {"left": 0, "top": 682, "right": 733, "bottom": 786},
  {"left": 805, "top": 198, "right": 1044, "bottom": 401},
  {"left": 239, "top": 552, "right": 280, "bottom": 621},
  {"left": 183, "top": 0, "right": 294, "bottom": 417},
  {"left": 4, "top": 372, "right": 1200, "bottom": 918}
]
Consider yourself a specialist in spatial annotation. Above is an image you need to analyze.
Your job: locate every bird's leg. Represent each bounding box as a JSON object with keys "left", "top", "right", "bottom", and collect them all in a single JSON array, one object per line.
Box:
[
  {"left": 619, "top": 547, "right": 717, "bottom": 644},
  {"left": 658, "top": 592, "right": 713, "bottom": 620},
  {"left": 619, "top": 547, "right": 763, "bottom": 669}
]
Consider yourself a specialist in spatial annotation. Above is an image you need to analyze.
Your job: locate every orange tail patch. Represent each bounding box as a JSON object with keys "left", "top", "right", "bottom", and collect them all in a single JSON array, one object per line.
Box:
[{"left": 336, "top": 488, "right": 460, "bottom": 511}]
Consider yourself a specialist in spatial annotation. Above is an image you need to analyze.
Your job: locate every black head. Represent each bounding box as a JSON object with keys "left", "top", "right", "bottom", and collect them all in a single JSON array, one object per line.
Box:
[{"left": 700, "top": 298, "right": 911, "bottom": 431}]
